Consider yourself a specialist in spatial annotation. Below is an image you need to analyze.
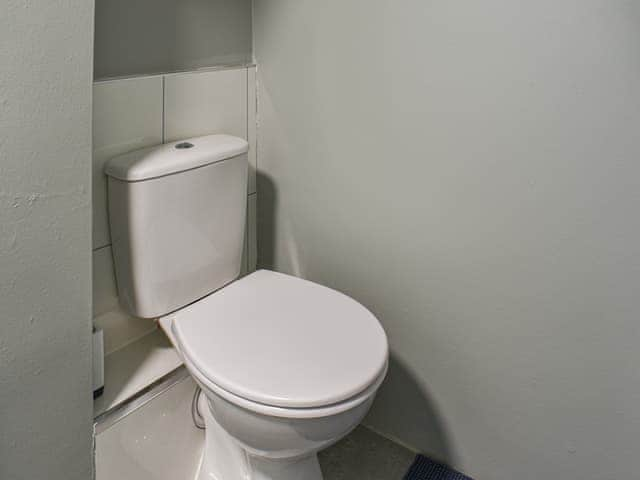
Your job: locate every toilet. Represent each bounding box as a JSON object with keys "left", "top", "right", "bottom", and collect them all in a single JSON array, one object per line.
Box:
[{"left": 105, "top": 134, "right": 388, "bottom": 480}]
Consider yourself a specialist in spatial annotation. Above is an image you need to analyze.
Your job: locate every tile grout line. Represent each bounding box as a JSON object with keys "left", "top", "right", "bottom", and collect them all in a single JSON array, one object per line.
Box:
[
  {"left": 253, "top": 66, "right": 258, "bottom": 268},
  {"left": 93, "top": 63, "right": 256, "bottom": 84},
  {"left": 245, "top": 66, "right": 250, "bottom": 274},
  {"left": 246, "top": 67, "right": 249, "bottom": 142},
  {"left": 161, "top": 75, "right": 166, "bottom": 143}
]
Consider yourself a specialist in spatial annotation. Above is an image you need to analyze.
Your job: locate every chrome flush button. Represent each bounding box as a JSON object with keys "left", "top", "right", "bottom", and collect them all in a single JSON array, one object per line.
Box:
[{"left": 175, "top": 142, "right": 194, "bottom": 149}]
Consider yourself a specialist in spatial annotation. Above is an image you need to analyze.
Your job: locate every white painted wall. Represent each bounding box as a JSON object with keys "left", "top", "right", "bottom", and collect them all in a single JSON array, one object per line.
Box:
[
  {"left": 253, "top": 1, "right": 640, "bottom": 478},
  {"left": 0, "top": 1, "right": 94, "bottom": 479}
]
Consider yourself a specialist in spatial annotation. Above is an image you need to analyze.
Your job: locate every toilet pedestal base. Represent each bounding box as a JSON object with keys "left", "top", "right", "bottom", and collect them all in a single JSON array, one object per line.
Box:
[{"left": 197, "top": 395, "right": 323, "bottom": 480}]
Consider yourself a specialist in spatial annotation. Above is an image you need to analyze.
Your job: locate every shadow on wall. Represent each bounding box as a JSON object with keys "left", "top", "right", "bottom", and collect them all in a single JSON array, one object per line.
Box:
[
  {"left": 364, "top": 354, "right": 456, "bottom": 465},
  {"left": 256, "top": 172, "right": 456, "bottom": 465},
  {"left": 256, "top": 172, "right": 278, "bottom": 271},
  {"left": 94, "top": 0, "right": 252, "bottom": 79}
]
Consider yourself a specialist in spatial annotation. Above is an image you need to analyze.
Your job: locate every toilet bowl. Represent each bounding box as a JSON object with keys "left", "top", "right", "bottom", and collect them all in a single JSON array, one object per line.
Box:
[
  {"left": 105, "top": 135, "right": 388, "bottom": 479},
  {"left": 159, "top": 270, "right": 388, "bottom": 480}
]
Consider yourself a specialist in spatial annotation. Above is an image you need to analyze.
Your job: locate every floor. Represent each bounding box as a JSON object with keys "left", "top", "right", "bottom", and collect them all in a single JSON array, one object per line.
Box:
[
  {"left": 95, "top": 376, "right": 416, "bottom": 480},
  {"left": 321, "top": 426, "right": 416, "bottom": 479}
]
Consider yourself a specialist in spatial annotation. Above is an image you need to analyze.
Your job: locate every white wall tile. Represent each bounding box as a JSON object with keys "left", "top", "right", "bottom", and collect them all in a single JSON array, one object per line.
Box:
[
  {"left": 247, "top": 193, "right": 257, "bottom": 272},
  {"left": 247, "top": 193, "right": 258, "bottom": 272},
  {"left": 93, "top": 77, "right": 163, "bottom": 249},
  {"left": 247, "top": 66, "right": 257, "bottom": 194},
  {"left": 240, "top": 194, "right": 256, "bottom": 276},
  {"left": 164, "top": 68, "right": 248, "bottom": 144},
  {"left": 241, "top": 219, "right": 249, "bottom": 276},
  {"left": 93, "top": 68, "right": 257, "bottom": 356},
  {"left": 93, "top": 246, "right": 119, "bottom": 318},
  {"left": 93, "top": 245, "right": 155, "bottom": 354}
]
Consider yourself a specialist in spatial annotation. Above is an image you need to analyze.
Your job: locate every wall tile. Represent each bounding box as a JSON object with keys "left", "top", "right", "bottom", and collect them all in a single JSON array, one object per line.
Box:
[
  {"left": 164, "top": 68, "right": 248, "bottom": 143},
  {"left": 93, "top": 246, "right": 119, "bottom": 318},
  {"left": 241, "top": 212, "right": 249, "bottom": 277},
  {"left": 247, "top": 66, "right": 257, "bottom": 194},
  {"left": 93, "top": 247, "right": 155, "bottom": 355},
  {"left": 93, "top": 68, "right": 256, "bottom": 356},
  {"left": 93, "top": 77, "right": 163, "bottom": 249},
  {"left": 247, "top": 193, "right": 257, "bottom": 272}
]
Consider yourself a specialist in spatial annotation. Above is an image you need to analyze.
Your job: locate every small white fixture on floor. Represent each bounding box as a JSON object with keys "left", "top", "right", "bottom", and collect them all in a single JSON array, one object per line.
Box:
[{"left": 105, "top": 134, "right": 388, "bottom": 480}]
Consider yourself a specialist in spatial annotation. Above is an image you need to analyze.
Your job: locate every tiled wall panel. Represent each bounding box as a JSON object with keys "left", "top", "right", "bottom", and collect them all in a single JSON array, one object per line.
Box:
[
  {"left": 164, "top": 69, "right": 247, "bottom": 141},
  {"left": 93, "top": 77, "right": 163, "bottom": 249},
  {"left": 93, "top": 67, "right": 257, "bottom": 354},
  {"left": 247, "top": 67, "right": 257, "bottom": 195},
  {"left": 247, "top": 194, "right": 258, "bottom": 271},
  {"left": 92, "top": 246, "right": 119, "bottom": 318}
]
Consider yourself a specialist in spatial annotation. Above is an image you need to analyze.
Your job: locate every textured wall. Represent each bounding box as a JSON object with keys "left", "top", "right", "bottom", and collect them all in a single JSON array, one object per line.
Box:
[
  {"left": 253, "top": 1, "right": 640, "bottom": 479},
  {"left": 94, "top": 0, "right": 252, "bottom": 79},
  {"left": 0, "top": 1, "right": 94, "bottom": 479}
]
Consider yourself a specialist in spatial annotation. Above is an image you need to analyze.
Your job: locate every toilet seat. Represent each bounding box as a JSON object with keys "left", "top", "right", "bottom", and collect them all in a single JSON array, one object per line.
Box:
[
  {"left": 184, "top": 351, "right": 388, "bottom": 419},
  {"left": 167, "top": 270, "right": 388, "bottom": 412}
]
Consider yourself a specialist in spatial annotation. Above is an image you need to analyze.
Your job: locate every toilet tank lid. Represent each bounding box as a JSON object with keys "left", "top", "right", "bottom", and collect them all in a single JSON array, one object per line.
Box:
[{"left": 104, "top": 134, "right": 249, "bottom": 181}]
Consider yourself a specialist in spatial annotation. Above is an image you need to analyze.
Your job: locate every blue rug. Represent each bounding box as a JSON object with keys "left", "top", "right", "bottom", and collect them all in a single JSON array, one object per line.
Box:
[{"left": 404, "top": 455, "right": 472, "bottom": 480}]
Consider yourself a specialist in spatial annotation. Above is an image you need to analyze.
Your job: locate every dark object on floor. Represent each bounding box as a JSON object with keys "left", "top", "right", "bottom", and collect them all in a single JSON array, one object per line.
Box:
[{"left": 404, "top": 455, "right": 472, "bottom": 480}]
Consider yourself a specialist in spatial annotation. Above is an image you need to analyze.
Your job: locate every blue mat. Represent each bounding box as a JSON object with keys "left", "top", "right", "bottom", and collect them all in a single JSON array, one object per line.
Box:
[{"left": 404, "top": 455, "right": 472, "bottom": 480}]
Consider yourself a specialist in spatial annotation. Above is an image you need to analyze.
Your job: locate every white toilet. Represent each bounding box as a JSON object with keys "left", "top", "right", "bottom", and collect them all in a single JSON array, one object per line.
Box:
[{"left": 105, "top": 134, "right": 388, "bottom": 480}]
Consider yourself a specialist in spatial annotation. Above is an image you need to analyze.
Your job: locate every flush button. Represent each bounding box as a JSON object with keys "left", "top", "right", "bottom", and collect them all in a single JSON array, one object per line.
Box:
[{"left": 175, "top": 142, "right": 194, "bottom": 149}]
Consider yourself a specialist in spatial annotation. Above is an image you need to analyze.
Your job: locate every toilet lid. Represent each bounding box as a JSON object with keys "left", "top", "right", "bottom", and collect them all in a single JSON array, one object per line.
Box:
[{"left": 171, "top": 270, "right": 388, "bottom": 409}]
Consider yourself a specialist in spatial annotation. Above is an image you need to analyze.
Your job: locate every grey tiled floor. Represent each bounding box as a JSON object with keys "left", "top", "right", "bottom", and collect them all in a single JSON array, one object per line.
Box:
[{"left": 319, "top": 426, "right": 416, "bottom": 480}]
